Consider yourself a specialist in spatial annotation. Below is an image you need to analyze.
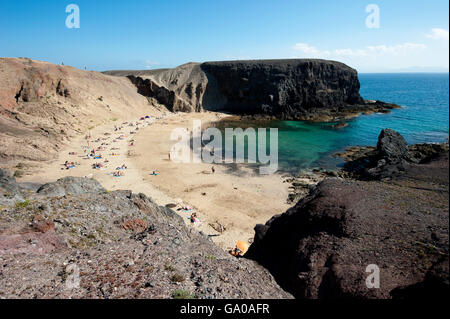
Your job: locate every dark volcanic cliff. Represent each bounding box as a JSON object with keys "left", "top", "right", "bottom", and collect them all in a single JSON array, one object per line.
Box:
[
  {"left": 200, "top": 59, "right": 365, "bottom": 119},
  {"left": 105, "top": 59, "right": 397, "bottom": 121}
]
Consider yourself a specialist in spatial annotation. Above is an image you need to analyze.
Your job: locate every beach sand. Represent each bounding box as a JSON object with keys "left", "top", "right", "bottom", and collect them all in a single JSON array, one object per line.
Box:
[{"left": 20, "top": 111, "right": 291, "bottom": 251}]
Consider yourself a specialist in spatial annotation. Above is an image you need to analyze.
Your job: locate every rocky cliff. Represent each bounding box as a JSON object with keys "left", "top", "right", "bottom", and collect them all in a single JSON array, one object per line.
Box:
[
  {"left": 0, "top": 171, "right": 292, "bottom": 299},
  {"left": 105, "top": 59, "right": 398, "bottom": 121},
  {"left": 246, "top": 130, "right": 449, "bottom": 299}
]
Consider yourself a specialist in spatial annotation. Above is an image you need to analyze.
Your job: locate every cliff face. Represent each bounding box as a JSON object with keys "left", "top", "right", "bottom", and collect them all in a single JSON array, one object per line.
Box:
[
  {"left": 200, "top": 59, "right": 364, "bottom": 119},
  {"left": 106, "top": 59, "right": 396, "bottom": 121}
]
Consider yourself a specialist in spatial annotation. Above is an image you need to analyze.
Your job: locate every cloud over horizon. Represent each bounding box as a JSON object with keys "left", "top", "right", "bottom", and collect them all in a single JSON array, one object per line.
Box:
[
  {"left": 426, "top": 28, "right": 449, "bottom": 41},
  {"left": 292, "top": 42, "right": 427, "bottom": 59},
  {"left": 292, "top": 28, "right": 449, "bottom": 72}
]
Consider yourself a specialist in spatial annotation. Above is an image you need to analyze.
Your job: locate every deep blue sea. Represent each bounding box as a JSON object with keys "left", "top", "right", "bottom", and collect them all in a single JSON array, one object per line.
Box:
[{"left": 223, "top": 73, "right": 449, "bottom": 173}]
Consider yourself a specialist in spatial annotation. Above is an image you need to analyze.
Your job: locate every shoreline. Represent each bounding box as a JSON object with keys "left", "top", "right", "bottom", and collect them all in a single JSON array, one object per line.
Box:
[
  {"left": 19, "top": 111, "right": 293, "bottom": 251},
  {"left": 129, "top": 112, "right": 292, "bottom": 250}
]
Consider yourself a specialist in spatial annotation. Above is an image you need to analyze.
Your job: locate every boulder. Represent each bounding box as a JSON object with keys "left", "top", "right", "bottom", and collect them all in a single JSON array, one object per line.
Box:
[
  {"left": 37, "top": 176, "right": 105, "bottom": 197},
  {"left": 0, "top": 169, "right": 20, "bottom": 194},
  {"left": 376, "top": 128, "right": 412, "bottom": 163}
]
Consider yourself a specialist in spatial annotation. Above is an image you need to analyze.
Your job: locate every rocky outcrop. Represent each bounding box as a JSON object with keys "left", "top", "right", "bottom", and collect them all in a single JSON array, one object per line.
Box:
[
  {"left": 341, "top": 129, "right": 449, "bottom": 180},
  {"left": 0, "top": 172, "right": 292, "bottom": 299},
  {"left": 106, "top": 62, "right": 207, "bottom": 113},
  {"left": 37, "top": 176, "right": 105, "bottom": 197},
  {"left": 127, "top": 75, "right": 194, "bottom": 112},
  {"left": 105, "top": 59, "right": 399, "bottom": 121},
  {"left": 246, "top": 130, "right": 449, "bottom": 299},
  {"left": 377, "top": 128, "right": 412, "bottom": 162}
]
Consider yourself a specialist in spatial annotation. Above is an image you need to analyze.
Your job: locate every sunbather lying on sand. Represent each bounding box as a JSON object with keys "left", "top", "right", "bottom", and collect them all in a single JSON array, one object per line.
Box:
[
  {"left": 92, "top": 162, "right": 103, "bottom": 169},
  {"left": 63, "top": 161, "right": 77, "bottom": 170}
]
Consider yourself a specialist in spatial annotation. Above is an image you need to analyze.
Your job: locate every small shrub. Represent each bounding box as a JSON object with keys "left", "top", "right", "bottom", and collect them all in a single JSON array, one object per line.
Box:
[
  {"left": 15, "top": 200, "right": 30, "bottom": 209},
  {"left": 205, "top": 255, "right": 216, "bottom": 261},
  {"left": 164, "top": 262, "right": 175, "bottom": 272},
  {"left": 16, "top": 162, "right": 27, "bottom": 169},
  {"left": 14, "top": 170, "right": 24, "bottom": 178},
  {"left": 170, "top": 273, "right": 185, "bottom": 283},
  {"left": 172, "top": 289, "right": 194, "bottom": 300}
]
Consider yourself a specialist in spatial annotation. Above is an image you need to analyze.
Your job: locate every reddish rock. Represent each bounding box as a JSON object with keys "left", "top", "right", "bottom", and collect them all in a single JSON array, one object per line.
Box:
[
  {"left": 33, "top": 220, "right": 55, "bottom": 233},
  {"left": 121, "top": 218, "right": 148, "bottom": 233}
]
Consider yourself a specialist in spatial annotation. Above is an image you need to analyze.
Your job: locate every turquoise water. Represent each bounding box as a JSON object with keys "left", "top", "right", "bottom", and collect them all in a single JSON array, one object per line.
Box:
[{"left": 222, "top": 73, "right": 449, "bottom": 173}]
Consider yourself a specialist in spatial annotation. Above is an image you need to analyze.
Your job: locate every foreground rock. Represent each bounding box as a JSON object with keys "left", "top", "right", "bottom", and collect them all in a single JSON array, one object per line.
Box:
[
  {"left": 246, "top": 132, "right": 449, "bottom": 299},
  {"left": 0, "top": 172, "right": 291, "bottom": 299},
  {"left": 105, "top": 59, "right": 399, "bottom": 121}
]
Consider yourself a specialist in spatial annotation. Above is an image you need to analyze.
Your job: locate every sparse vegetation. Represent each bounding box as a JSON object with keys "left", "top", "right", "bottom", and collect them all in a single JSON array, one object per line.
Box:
[
  {"left": 13, "top": 170, "right": 24, "bottom": 178},
  {"left": 170, "top": 273, "right": 185, "bottom": 283},
  {"left": 172, "top": 289, "right": 194, "bottom": 299},
  {"left": 16, "top": 162, "right": 27, "bottom": 169},
  {"left": 164, "top": 262, "right": 175, "bottom": 272},
  {"left": 205, "top": 255, "right": 216, "bottom": 261},
  {"left": 15, "top": 200, "right": 30, "bottom": 209}
]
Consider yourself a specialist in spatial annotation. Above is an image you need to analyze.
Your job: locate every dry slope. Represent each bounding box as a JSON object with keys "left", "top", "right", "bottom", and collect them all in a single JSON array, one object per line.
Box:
[{"left": 0, "top": 58, "right": 160, "bottom": 169}]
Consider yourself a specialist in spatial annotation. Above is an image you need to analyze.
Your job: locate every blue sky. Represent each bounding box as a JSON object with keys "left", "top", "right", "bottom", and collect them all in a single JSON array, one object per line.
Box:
[{"left": 0, "top": 0, "right": 448, "bottom": 72}]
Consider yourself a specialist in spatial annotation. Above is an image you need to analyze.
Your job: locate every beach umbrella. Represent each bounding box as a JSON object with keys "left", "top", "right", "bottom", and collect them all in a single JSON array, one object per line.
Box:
[{"left": 236, "top": 241, "right": 249, "bottom": 254}]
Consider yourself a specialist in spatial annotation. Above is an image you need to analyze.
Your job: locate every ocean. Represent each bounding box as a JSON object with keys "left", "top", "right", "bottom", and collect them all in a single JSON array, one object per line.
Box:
[{"left": 220, "top": 73, "right": 449, "bottom": 173}]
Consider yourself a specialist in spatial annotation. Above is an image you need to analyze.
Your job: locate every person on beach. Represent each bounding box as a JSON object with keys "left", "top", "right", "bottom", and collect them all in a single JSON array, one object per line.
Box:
[
  {"left": 189, "top": 212, "right": 198, "bottom": 224},
  {"left": 113, "top": 170, "right": 124, "bottom": 177},
  {"left": 212, "top": 166, "right": 215, "bottom": 174}
]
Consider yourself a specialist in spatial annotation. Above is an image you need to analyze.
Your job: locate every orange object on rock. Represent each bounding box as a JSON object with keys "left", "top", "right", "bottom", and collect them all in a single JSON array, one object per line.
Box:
[{"left": 236, "top": 240, "right": 249, "bottom": 254}]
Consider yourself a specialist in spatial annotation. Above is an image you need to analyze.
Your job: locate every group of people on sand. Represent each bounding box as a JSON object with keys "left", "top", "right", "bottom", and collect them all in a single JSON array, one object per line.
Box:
[
  {"left": 63, "top": 160, "right": 78, "bottom": 170},
  {"left": 59, "top": 114, "right": 160, "bottom": 178}
]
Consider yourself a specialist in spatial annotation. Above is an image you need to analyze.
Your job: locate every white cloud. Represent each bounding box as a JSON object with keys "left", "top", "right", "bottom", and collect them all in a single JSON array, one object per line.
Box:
[
  {"left": 292, "top": 42, "right": 426, "bottom": 59},
  {"left": 292, "top": 43, "right": 323, "bottom": 55},
  {"left": 426, "top": 28, "right": 449, "bottom": 41},
  {"left": 291, "top": 42, "right": 440, "bottom": 72}
]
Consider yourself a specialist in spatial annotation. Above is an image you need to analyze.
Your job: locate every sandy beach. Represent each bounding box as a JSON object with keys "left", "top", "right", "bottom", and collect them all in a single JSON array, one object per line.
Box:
[{"left": 20, "top": 111, "right": 291, "bottom": 250}]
